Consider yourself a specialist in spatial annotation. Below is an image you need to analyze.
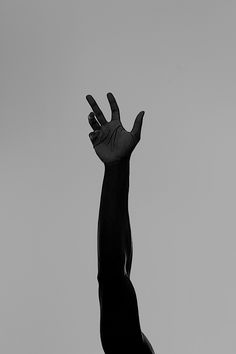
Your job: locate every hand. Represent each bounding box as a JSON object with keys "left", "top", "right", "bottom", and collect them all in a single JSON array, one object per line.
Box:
[{"left": 86, "top": 92, "right": 145, "bottom": 165}]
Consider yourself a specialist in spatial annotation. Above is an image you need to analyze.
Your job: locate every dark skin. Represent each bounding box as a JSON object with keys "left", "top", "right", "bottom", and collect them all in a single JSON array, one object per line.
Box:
[
  {"left": 86, "top": 92, "right": 155, "bottom": 354},
  {"left": 87, "top": 92, "right": 144, "bottom": 165}
]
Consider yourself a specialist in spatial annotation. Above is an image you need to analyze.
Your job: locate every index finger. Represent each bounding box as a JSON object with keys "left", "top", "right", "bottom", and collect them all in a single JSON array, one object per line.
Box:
[{"left": 86, "top": 95, "right": 107, "bottom": 126}]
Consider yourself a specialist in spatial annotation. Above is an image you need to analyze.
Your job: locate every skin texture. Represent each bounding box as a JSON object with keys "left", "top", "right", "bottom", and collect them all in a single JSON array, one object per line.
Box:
[{"left": 86, "top": 92, "right": 155, "bottom": 354}]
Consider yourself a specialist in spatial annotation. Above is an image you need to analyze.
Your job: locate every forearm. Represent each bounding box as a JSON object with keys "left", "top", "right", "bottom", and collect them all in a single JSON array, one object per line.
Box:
[{"left": 97, "top": 158, "right": 131, "bottom": 262}]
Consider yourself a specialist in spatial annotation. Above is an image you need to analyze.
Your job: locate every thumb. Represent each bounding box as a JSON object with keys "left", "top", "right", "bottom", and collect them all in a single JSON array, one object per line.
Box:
[{"left": 131, "top": 111, "right": 145, "bottom": 140}]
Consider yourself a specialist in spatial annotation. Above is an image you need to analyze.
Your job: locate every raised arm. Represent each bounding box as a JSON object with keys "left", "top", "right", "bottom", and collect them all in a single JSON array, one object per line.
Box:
[
  {"left": 86, "top": 93, "right": 156, "bottom": 354},
  {"left": 86, "top": 92, "right": 145, "bottom": 279}
]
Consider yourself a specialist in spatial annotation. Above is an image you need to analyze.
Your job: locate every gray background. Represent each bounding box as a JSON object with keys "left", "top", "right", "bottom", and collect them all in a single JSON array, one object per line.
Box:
[{"left": 1, "top": 1, "right": 236, "bottom": 353}]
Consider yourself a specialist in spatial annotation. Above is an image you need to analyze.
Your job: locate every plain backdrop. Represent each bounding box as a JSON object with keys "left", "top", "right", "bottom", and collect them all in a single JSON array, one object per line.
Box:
[{"left": 1, "top": 1, "right": 236, "bottom": 353}]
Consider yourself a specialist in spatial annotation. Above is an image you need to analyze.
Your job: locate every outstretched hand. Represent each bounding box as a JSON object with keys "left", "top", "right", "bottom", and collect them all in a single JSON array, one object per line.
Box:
[{"left": 86, "top": 92, "right": 145, "bottom": 165}]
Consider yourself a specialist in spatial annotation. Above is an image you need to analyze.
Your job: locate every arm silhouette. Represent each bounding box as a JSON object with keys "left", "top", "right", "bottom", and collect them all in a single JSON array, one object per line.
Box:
[{"left": 86, "top": 92, "right": 155, "bottom": 353}]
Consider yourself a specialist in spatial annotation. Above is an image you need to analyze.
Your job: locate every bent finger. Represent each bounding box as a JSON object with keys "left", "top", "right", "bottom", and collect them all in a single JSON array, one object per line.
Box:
[{"left": 88, "top": 112, "right": 101, "bottom": 131}]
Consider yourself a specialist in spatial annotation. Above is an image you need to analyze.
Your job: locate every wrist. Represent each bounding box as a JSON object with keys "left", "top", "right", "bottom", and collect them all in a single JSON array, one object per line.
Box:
[{"left": 104, "top": 157, "right": 130, "bottom": 168}]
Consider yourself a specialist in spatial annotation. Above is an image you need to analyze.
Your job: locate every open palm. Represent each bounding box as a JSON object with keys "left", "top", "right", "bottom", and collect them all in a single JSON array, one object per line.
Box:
[{"left": 86, "top": 92, "right": 145, "bottom": 165}]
